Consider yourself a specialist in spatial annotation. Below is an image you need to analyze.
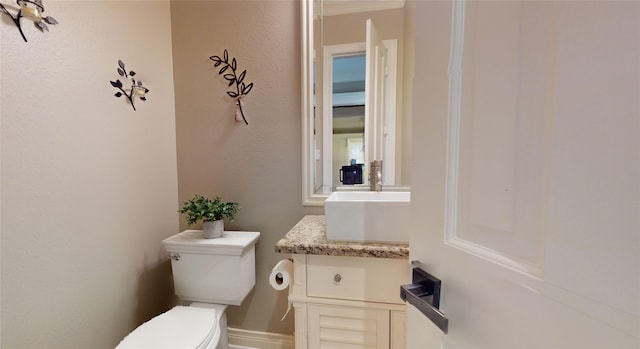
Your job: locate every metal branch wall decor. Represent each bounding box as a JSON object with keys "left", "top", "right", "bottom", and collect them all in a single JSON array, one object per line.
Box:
[
  {"left": 209, "top": 49, "right": 254, "bottom": 125},
  {"left": 109, "top": 60, "right": 150, "bottom": 111},
  {"left": 0, "top": 0, "right": 58, "bottom": 42}
]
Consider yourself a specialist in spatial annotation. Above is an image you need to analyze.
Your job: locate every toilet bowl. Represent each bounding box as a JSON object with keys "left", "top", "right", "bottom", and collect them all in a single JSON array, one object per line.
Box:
[
  {"left": 116, "top": 230, "right": 260, "bottom": 349},
  {"left": 116, "top": 304, "right": 227, "bottom": 349}
]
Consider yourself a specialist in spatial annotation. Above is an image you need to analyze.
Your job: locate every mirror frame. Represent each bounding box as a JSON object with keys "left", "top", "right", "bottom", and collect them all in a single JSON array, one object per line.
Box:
[{"left": 301, "top": 0, "right": 325, "bottom": 206}]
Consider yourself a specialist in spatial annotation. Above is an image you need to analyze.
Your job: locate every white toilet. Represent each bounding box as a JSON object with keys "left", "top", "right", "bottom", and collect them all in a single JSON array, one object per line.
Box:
[{"left": 116, "top": 230, "right": 260, "bottom": 349}]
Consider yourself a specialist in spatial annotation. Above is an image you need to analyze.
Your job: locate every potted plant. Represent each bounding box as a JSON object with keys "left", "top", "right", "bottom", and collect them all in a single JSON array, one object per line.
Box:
[{"left": 178, "top": 194, "right": 240, "bottom": 239}]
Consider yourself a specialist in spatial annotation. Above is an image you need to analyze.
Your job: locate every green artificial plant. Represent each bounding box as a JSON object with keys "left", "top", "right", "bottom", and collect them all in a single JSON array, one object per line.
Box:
[{"left": 178, "top": 194, "right": 240, "bottom": 225}]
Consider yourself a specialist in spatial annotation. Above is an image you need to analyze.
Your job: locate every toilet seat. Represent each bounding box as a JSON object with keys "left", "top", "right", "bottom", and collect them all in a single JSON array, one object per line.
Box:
[{"left": 116, "top": 306, "right": 220, "bottom": 349}]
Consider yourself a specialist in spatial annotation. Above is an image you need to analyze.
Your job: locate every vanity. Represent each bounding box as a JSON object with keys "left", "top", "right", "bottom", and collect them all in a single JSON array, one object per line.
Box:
[{"left": 275, "top": 215, "right": 410, "bottom": 349}]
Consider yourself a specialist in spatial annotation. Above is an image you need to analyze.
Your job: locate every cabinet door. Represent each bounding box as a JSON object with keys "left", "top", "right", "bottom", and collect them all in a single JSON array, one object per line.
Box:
[
  {"left": 308, "top": 304, "right": 390, "bottom": 349},
  {"left": 389, "top": 310, "right": 406, "bottom": 349}
]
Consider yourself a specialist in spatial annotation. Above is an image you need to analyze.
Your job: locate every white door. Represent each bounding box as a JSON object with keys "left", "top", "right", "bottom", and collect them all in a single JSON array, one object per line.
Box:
[
  {"left": 365, "top": 18, "right": 386, "bottom": 173},
  {"left": 408, "top": 1, "right": 639, "bottom": 348}
]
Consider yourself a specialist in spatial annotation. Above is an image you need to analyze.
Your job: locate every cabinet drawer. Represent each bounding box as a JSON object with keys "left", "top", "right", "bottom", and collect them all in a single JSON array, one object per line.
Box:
[{"left": 307, "top": 255, "right": 410, "bottom": 304}]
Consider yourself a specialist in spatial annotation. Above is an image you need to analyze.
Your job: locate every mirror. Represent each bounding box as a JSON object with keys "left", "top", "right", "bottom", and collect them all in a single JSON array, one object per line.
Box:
[{"left": 302, "top": 0, "right": 413, "bottom": 205}]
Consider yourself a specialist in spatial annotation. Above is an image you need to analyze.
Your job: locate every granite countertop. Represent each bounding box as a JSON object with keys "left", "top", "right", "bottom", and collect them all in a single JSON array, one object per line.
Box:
[{"left": 275, "top": 215, "right": 409, "bottom": 259}]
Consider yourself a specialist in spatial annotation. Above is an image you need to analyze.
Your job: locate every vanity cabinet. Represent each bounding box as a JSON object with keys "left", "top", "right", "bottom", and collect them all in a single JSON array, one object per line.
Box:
[{"left": 290, "top": 254, "right": 410, "bottom": 349}]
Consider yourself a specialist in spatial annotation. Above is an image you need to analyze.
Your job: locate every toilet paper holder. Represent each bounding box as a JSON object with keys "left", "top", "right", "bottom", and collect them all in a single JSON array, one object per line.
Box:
[{"left": 400, "top": 261, "right": 449, "bottom": 334}]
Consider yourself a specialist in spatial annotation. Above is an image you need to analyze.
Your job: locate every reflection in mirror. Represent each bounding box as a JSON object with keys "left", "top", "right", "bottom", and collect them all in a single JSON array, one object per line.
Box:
[
  {"left": 302, "top": 0, "right": 413, "bottom": 205},
  {"left": 327, "top": 47, "right": 366, "bottom": 190}
]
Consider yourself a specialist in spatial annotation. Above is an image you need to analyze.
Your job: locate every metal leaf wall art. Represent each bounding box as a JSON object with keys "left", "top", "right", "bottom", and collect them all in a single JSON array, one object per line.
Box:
[
  {"left": 209, "top": 49, "right": 254, "bottom": 125},
  {"left": 0, "top": 0, "right": 58, "bottom": 42},
  {"left": 109, "top": 60, "right": 150, "bottom": 111}
]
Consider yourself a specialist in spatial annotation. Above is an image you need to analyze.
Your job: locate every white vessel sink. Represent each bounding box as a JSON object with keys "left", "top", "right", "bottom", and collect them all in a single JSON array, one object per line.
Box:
[{"left": 325, "top": 191, "right": 410, "bottom": 242}]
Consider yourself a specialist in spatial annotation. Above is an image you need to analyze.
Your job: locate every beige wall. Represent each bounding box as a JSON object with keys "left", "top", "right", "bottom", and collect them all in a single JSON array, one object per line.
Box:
[
  {"left": 323, "top": 8, "right": 405, "bottom": 47},
  {"left": 2, "top": 0, "right": 324, "bottom": 346},
  {"left": 171, "top": 0, "right": 321, "bottom": 335},
  {"left": 1, "top": 1, "right": 178, "bottom": 348}
]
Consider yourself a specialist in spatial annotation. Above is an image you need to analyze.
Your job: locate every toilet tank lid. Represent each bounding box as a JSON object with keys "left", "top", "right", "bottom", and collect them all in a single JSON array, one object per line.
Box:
[
  {"left": 162, "top": 230, "right": 260, "bottom": 255},
  {"left": 116, "top": 306, "right": 217, "bottom": 349}
]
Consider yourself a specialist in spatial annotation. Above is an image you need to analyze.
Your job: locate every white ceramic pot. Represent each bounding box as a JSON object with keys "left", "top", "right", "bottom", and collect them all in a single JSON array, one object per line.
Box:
[{"left": 202, "top": 220, "right": 224, "bottom": 239}]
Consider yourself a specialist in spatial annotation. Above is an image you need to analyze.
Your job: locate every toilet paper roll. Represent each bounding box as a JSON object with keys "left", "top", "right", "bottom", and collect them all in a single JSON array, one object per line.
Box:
[
  {"left": 269, "top": 259, "right": 294, "bottom": 321},
  {"left": 269, "top": 259, "right": 293, "bottom": 291}
]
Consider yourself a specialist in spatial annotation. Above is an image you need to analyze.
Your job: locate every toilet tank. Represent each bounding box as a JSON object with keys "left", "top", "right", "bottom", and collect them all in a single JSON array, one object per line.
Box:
[{"left": 162, "top": 230, "right": 260, "bottom": 306}]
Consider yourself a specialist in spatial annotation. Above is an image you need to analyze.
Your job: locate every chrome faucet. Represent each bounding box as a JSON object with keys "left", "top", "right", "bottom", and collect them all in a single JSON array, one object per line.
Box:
[{"left": 370, "top": 160, "right": 383, "bottom": 191}]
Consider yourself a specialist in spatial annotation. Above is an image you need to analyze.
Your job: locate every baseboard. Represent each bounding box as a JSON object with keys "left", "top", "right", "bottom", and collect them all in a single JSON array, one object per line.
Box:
[{"left": 227, "top": 327, "right": 295, "bottom": 349}]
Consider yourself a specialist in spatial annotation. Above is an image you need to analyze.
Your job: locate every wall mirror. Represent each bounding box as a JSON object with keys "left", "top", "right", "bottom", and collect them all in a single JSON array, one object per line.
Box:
[{"left": 302, "top": 0, "right": 413, "bottom": 205}]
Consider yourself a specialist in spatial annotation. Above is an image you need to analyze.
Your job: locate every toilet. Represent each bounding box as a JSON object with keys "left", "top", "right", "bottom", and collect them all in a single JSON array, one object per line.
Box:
[{"left": 116, "top": 230, "right": 260, "bottom": 349}]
